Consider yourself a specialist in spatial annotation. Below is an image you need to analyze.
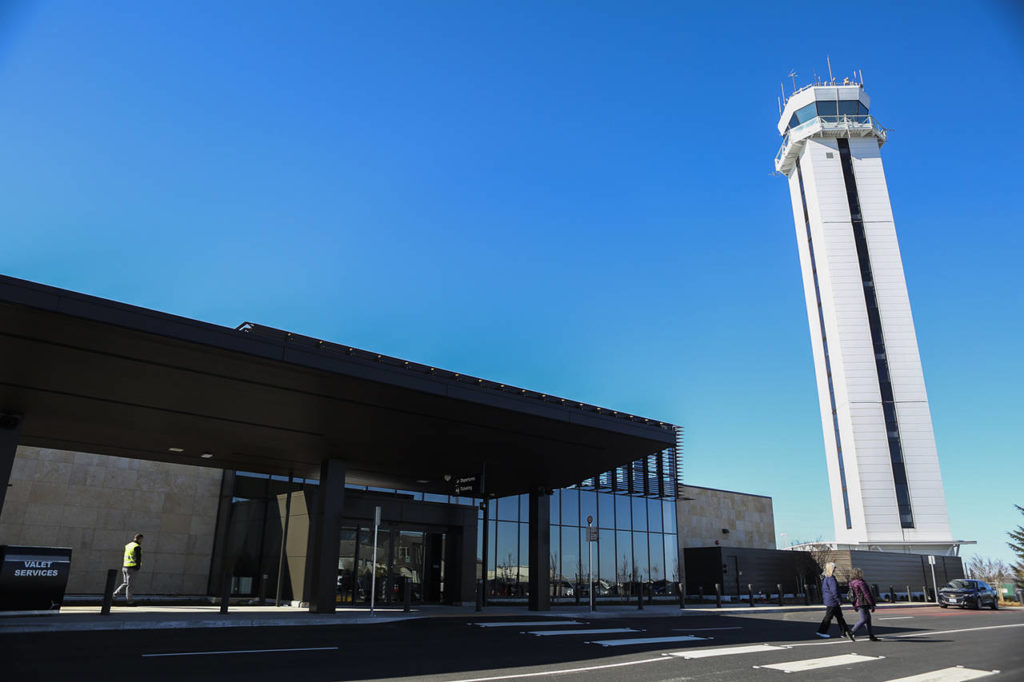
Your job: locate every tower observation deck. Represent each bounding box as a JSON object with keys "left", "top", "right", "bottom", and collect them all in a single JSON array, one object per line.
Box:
[{"left": 775, "top": 77, "right": 966, "bottom": 555}]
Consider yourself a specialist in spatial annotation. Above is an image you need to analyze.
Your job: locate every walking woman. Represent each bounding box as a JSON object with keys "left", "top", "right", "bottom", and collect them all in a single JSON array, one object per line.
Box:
[
  {"left": 848, "top": 568, "right": 880, "bottom": 641},
  {"left": 815, "top": 562, "right": 853, "bottom": 640}
]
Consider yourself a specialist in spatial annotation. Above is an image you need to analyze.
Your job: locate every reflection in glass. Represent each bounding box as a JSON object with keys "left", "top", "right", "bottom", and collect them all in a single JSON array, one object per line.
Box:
[
  {"left": 579, "top": 490, "right": 597, "bottom": 528},
  {"left": 493, "top": 521, "right": 518, "bottom": 596},
  {"left": 615, "top": 495, "right": 631, "bottom": 531},
  {"left": 632, "top": 497, "right": 647, "bottom": 533},
  {"left": 337, "top": 527, "right": 357, "bottom": 603},
  {"left": 356, "top": 527, "right": 389, "bottom": 604},
  {"left": 616, "top": 530, "right": 633, "bottom": 595},
  {"left": 664, "top": 534, "right": 679, "bottom": 587},
  {"left": 598, "top": 529, "right": 616, "bottom": 594},
  {"left": 561, "top": 488, "right": 579, "bottom": 527},
  {"left": 561, "top": 526, "right": 581, "bottom": 589},
  {"left": 598, "top": 492, "right": 615, "bottom": 529},
  {"left": 549, "top": 490, "right": 560, "bottom": 524},
  {"left": 496, "top": 496, "right": 517, "bottom": 522},
  {"left": 647, "top": 499, "right": 662, "bottom": 533},
  {"left": 663, "top": 500, "right": 677, "bottom": 535},
  {"left": 648, "top": 533, "right": 665, "bottom": 590},
  {"left": 632, "top": 531, "right": 649, "bottom": 582},
  {"left": 392, "top": 531, "right": 424, "bottom": 602}
]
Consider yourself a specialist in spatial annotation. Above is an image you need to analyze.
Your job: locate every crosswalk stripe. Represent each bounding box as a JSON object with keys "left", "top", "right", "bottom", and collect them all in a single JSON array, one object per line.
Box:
[
  {"left": 526, "top": 628, "right": 637, "bottom": 637},
  {"left": 883, "top": 667, "right": 998, "bottom": 682},
  {"left": 471, "top": 621, "right": 582, "bottom": 628},
  {"left": 669, "top": 644, "right": 787, "bottom": 659},
  {"left": 755, "top": 653, "right": 882, "bottom": 672},
  {"left": 586, "top": 635, "right": 707, "bottom": 647}
]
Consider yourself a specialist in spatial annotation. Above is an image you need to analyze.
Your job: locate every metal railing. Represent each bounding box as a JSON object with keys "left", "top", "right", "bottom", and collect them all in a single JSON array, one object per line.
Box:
[{"left": 775, "top": 115, "right": 888, "bottom": 169}]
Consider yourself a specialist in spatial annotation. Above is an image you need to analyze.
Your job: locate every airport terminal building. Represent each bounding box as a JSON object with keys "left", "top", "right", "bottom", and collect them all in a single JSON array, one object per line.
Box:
[{"left": 0, "top": 274, "right": 682, "bottom": 610}]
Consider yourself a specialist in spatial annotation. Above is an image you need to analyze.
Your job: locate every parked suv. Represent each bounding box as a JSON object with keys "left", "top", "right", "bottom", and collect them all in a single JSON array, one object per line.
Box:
[{"left": 938, "top": 579, "right": 999, "bottom": 609}]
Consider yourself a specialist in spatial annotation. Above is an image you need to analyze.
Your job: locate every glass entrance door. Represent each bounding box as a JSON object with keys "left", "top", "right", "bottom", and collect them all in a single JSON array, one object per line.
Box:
[
  {"left": 356, "top": 526, "right": 390, "bottom": 604},
  {"left": 390, "top": 531, "right": 424, "bottom": 603}
]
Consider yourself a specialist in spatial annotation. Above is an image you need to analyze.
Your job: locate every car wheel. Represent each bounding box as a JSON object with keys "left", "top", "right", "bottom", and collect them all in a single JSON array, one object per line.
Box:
[
  {"left": 939, "top": 603, "right": 947, "bottom": 608},
  {"left": 973, "top": 597, "right": 982, "bottom": 610},
  {"left": 991, "top": 598, "right": 998, "bottom": 610}
]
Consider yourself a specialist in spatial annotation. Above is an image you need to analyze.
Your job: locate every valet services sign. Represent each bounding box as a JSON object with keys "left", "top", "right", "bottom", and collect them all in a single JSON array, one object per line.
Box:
[{"left": 0, "top": 545, "right": 73, "bottom": 613}]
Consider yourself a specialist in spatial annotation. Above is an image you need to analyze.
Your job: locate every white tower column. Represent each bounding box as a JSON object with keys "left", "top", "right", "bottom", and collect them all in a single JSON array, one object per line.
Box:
[{"left": 775, "top": 82, "right": 954, "bottom": 553}]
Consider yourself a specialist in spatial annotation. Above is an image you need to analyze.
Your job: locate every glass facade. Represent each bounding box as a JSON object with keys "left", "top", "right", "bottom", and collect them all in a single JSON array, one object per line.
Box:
[
  {"left": 787, "top": 99, "right": 870, "bottom": 132},
  {"left": 220, "top": 443, "right": 682, "bottom": 604},
  {"left": 479, "top": 488, "right": 680, "bottom": 601}
]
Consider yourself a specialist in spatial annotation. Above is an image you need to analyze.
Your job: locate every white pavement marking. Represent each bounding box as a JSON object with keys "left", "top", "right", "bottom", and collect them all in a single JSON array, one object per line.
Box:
[
  {"left": 586, "top": 635, "right": 707, "bottom": 647},
  {"left": 471, "top": 621, "right": 582, "bottom": 628},
  {"left": 883, "top": 667, "right": 998, "bottom": 682},
  {"left": 671, "top": 626, "right": 742, "bottom": 631},
  {"left": 755, "top": 653, "right": 882, "bottom": 673},
  {"left": 880, "top": 616, "right": 915, "bottom": 620},
  {"left": 890, "top": 623, "right": 1024, "bottom": 639},
  {"left": 525, "top": 628, "right": 638, "bottom": 636},
  {"left": 446, "top": 656, "right": 670, "bottom": 681},
  {"left": 142, "top": 646, "right": 339, "bottom": 658},
  {"left": 669, "top": 644, "right": 788, "bottom": 659}
]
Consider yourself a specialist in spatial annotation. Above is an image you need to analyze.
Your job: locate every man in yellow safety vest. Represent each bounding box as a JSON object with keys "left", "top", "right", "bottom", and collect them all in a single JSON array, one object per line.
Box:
[{"left": 112, "top": 533, "right": 144, "bottom": 605}]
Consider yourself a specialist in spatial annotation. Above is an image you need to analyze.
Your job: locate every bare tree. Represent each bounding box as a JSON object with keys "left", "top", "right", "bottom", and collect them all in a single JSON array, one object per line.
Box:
[
  {"left": 966, "top": 555, "right": 1013, "bottom": 590},
  {"left": 1008, "top": 504, "right": 1024, "bottom": 590}
]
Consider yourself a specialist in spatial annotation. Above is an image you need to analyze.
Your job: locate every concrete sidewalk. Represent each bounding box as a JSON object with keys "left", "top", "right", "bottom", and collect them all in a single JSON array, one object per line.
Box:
[{"left": 0, "top": 601, "right": 945, "bottom": 634}]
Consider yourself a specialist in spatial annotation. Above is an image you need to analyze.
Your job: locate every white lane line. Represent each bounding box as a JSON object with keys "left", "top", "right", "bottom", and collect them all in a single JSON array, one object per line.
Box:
[
  {"left": 890, "top": 623, "right": 1024, "bottom": 639},
  {"left": 883, "top": 667, "right": 999, "bottom": 682},
  {"left": 671, "top": 626, "right": 743, "bottom": 631},
  {"left": 142, "top": 646, "right": 338, "bottom": 658},
  {"left": 755, "top": 653, "right": 882, "bottom": 673},
  {"left": 471, "top": 621, "right": 582, "bottom": 628},
  {"left": 880, "top": 616, "right": 915, "bottom": 620},
  {"left": 587, "top": 635, "right": 707, "bottom": 647},
  {"left": 445, "top": 656, "right": 670, "bottom": 681},
  {"left": 526, "top": 627, "right": 638, "bottom": 636},
  {"left": 669, "top": 644, "right": 788, "bottom": 659}
]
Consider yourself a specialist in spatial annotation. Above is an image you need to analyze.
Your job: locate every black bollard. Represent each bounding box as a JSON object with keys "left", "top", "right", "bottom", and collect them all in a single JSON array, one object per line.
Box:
[
  {"left": 476, "top": 579, "right": 482, "bottom": 612},
  {"left": 698, "top": 586, "right": 704, "bottom": 603},
  {"left": 575, "top": 582, "right": 581, "bottom": 606},
  {"left": 678, "top": 582, "right": 686, "bottom": 609},
  {"left": 922, "top": 585, "right": 929, "bottom": 603},
  {"left": 715, "top": 583, "right": 722, "bottom": 608},
  {"left": 100, "top": 569, "right": 117, "bottom": 615},
  {"left": 888, "top": 585, "right": 895, "bottom": 603},
  {"left": 637, "top": 584, "right": 644, "bottom": 610},
  {"left": 777, "top": 584, "right": 784, "bottom": 606},
  {"left": 591, "top": 580, "right": 597, "bottom": 611},
  {"left": 748, "top": 584, "right": 754, "bottom": 607},
  {"left": 220, "top": 569, "right": 232, "bottom": 614},
  {"left": 803, "top": 583, "right": 810, "bottom": 606},
  {"left": 403, "top": 577, "right": 411, "bottom": 612},
  {"left": 648, "top": 580, "right": 654, "bottom": 605}
]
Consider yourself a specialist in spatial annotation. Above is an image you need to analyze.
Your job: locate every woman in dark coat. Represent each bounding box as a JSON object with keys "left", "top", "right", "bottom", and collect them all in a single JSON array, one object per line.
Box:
[
  {"left": 848, "top": 568, "right": 880, "bottom": 641},
  {"left": 815, "top": 562, "right": 853, "bottom": 640}
]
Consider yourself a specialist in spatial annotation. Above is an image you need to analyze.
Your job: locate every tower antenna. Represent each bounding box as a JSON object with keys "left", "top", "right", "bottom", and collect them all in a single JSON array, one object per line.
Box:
[
  {"left": 859, "top": 69, "right": 864, "bottom": 86},
  {"left": 826, "top": 56, "right": 834, "bottom": 84},
  {"left": 778, "top": 96, "right": 782, "bottom": 114},
  {"left": 780, "top": 81, "right": 786, "bottom": 105},
  {"left": 789, "top": 70, "right": 798, "bottom": 91}
]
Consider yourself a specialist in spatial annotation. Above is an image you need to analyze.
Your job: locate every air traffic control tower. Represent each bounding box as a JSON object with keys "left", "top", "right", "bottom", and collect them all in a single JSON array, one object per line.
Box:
[{"left": 775, "top": 77, "right": 963, "bottom": 555}]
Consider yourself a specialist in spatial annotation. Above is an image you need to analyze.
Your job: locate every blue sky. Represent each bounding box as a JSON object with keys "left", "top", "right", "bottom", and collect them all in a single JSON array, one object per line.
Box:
[{"left": 1, "top": 1, "right": 1021, "bottom": 564}]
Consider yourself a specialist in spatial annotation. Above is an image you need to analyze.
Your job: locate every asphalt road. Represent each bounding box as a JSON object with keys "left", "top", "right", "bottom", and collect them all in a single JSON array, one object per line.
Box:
[{"left": 6, "top": 605, "right": 1023, "bottom": 681}]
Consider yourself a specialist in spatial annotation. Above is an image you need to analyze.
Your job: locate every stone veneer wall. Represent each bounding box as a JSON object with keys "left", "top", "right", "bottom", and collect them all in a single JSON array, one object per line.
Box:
[
  {"left": 0, "top": 446, "right": 222, "bottom": 595},
  {"left": 677, "top": 485, "right": 775, "bottom": 550}
]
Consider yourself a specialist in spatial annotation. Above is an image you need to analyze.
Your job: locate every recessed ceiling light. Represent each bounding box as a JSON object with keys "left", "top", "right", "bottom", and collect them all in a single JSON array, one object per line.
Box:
[
  {"left": 200, "top": 452, "right": 214, "bottom": 459},
  {"left": 168, "top": 447, "right": 184, "bottom": 453}
]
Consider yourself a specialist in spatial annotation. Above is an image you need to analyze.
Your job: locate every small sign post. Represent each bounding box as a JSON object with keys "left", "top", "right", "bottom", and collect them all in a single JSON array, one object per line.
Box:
[
  {"left": 370, "top": 505, "right": 381, "bottom": 615},
  {"left": 586, "top": 515, "right": 595, "bottom": 613},
  {"left": 928, "top": 555, "right": 938, "bottom": 603}
]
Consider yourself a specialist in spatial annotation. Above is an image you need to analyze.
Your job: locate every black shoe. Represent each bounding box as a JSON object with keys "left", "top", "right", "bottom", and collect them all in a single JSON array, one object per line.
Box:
[
  {"left": 869, "top": 636, "right": 880, "bottom": 641},
  {"left": 846, "top": 630, "right": 856, "bottom": 642}
]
